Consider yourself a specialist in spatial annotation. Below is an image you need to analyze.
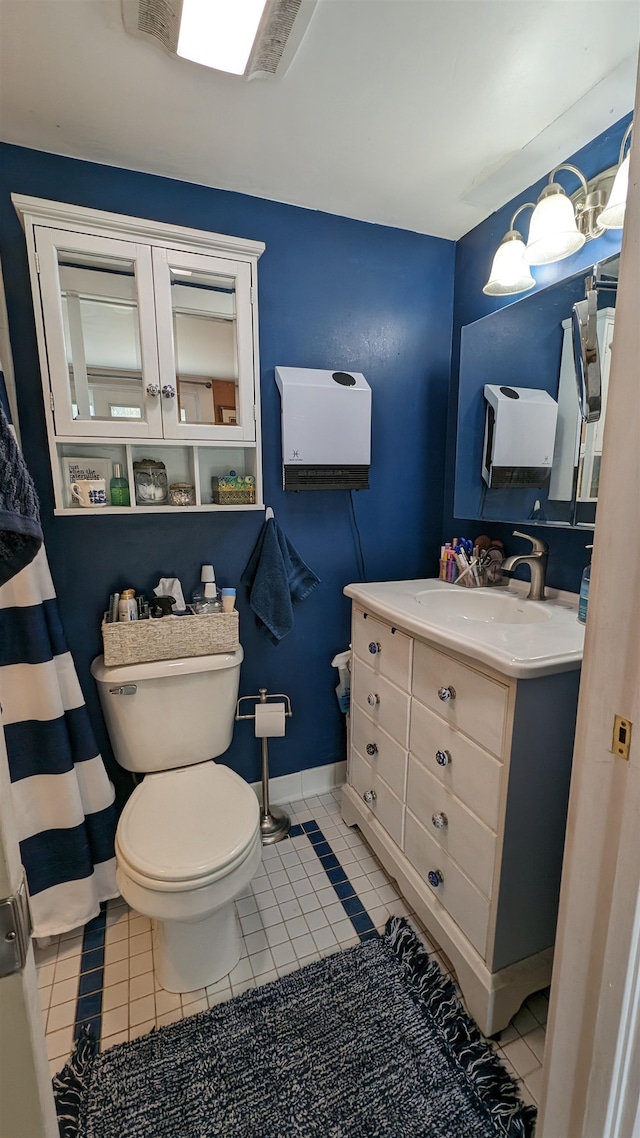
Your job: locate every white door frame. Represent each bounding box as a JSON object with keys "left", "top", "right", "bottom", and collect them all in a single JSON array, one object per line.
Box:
[
  {"left": 0, "top": 707, "right": 58, "bottom": 1138},
  {"left": 539, "top": 59, "right": 640, "bottom": 1138}
]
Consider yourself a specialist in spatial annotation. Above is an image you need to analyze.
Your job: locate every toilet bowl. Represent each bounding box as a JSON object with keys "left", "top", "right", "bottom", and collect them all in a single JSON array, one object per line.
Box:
[
  {"left": 115, "top": 761, "right": 261, "bottom": 991},
  {"left": 91, "top": 649, "right": 262, "bottom": 993}
]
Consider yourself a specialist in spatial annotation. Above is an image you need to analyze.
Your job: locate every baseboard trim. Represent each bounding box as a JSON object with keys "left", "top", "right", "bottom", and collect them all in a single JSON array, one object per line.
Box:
[{"left": 251, "top": 761, "right": 346, "bottom": 806}]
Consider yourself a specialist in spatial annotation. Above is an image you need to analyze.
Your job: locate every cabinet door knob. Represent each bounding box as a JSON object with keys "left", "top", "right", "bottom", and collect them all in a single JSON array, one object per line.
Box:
[
  {"left": 431, "top": 812, "right": 448, "bottom": 829},
  {"left": 162, "top": 384, "right": 176, "bottom": 399},
  {"left": 428, "top": 869, "right": 443, "bottom": 888},
  {"left": 363, "top": 789, "right": 377, "bottom": 804},
  {"left": 146, "top": 383, "right": 160, "bottom": 397},
  {"left": 368, "top": 641, "right": 382, "bottom": 655},
  {"left": 367, "top": 693, "right": 380, "bottom": 707},
  {"left": 435, "top": 749, "right": 451, "bottom": 767},
  {"left": 366, "top": 743, "right": 378, "bottom": 756},
  {"left": 438, "top": 686, "right": 456, "bottom": 702}
]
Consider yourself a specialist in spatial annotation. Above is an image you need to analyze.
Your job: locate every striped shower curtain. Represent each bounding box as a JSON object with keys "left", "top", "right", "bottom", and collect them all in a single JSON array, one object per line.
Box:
[{"left": 0, "top": 547, "right": 118, "bottom": 937}]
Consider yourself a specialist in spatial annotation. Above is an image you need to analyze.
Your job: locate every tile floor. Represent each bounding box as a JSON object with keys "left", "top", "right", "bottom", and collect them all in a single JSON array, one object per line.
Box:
[{"left": 35, "top": 789, "right": 546, "bottom": 1115}]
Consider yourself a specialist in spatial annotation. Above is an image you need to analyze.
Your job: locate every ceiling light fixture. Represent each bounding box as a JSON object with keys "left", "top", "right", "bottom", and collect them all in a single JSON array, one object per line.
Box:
[
  {"left": 122, "top": 0, "right": 317, "bottom": 80},
  {"left": 482, "top": 120, "right": 633, "bottom": 295},
  {"left": 178, "top": 0, "right": 268, "bottom": 75}
]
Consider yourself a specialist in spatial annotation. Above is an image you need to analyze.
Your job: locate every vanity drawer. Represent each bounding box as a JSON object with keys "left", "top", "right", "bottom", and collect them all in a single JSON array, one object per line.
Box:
[
  {"left": 351, "top": 706, "right": 407, "bottom": 801},
  {"left": 406, "top": 757, "right": 496, "bottom": 898},
  {"left": 350, "top": 748, "right": 404, "bottom": 847},
  {"left": 412, "top": 640, "right": 509, "bottom": 758},
  {"left": 352, "top": 609, "right": 412, "bottom": 692},
  {"left": 352, "top": 659, "right": 411, "bottom": 748},
  {"left": 404, "top": 811, "right": 489, "bottom": 958},
  {"left": 409, "top": 699, "right": 502, "bottom": 831}
]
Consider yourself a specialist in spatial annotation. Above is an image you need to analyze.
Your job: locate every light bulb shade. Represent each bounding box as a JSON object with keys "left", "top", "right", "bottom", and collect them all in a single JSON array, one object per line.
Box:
[
  {"left": 525, "top": 186, "right": 585, "bottom": 265},
  {"left": 598, "top": 153, "right": 630, "bottom": 229},
  {"left": 483, "top": 231, "right": 535, "bottom": 296}
]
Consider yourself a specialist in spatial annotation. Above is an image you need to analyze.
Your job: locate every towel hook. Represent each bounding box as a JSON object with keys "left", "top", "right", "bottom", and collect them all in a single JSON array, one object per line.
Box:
[{"left": 265, "top": 506, "right": 274, "bottom": 520}]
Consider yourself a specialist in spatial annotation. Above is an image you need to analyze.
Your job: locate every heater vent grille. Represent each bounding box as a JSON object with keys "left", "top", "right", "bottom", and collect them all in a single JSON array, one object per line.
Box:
[
  {"left": 246, "top": 0, "right": 303, "bottom": 77},
  {"left": 284, "top": 465, "right": 369, "bottom": 491},
  {"left": 488, "top": 466, "right": 551, "bottom": 489},
  {"left": 124, "top": 0, "right": 181, "bottom": 53}
]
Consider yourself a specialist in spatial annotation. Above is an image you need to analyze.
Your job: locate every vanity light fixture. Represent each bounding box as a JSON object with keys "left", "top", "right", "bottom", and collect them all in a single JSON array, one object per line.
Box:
[
  {"left": 524, "top": 164, "right": 588, "bottom": 266},
  {"left": 482, "top": 204, "right": 536, "bottom": 296},
  {"left": 482, "top": 119, "right": 633, "bottom": 295},
  {"left": 599, "top": 121, "right": 633, "bottom": 229}
]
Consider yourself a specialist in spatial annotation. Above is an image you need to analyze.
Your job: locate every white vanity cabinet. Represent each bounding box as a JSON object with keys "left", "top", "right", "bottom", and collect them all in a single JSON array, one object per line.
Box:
[
  {"left": 342, "top": 601, "right": 580, "bottom": 1035},
  {"left": 13, "top": 195, "right": 265, "bottom": 514}
]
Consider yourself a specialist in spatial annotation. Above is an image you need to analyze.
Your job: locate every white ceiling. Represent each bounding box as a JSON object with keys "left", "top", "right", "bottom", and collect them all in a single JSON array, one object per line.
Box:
[{"left": 0, "top": 0, "right": 638, "bottom": 240}]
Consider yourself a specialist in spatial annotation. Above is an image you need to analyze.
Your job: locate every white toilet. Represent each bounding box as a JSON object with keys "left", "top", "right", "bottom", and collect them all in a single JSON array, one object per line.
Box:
[{"left": 91, "top": 649, "right": 262, "bottom": 993}]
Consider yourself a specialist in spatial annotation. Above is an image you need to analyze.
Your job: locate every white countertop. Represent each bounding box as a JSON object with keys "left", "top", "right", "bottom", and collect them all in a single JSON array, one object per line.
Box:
[{"left": 344, "top": 578, "right": 584, "bottom": 679}]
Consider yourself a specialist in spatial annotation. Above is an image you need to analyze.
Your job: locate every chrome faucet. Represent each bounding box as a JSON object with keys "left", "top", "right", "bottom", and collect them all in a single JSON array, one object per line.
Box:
[{"left": 502, "top": 530, "right": 549, "bottom": 601}]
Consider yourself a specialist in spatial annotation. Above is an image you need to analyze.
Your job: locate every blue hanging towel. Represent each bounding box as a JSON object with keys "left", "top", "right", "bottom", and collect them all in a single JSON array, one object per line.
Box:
[{"left": 241, "top": 517, "right": 320, "bottom": 645}]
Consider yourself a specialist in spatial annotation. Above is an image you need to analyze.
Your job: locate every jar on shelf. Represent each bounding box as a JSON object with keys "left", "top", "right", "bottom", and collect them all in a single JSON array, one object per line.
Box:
[
  {"left": 168, "top": 482, "right": 196, "bottom": 507},
  {"left": 133, "top": 459, "right": 168, "bottom": 506}
]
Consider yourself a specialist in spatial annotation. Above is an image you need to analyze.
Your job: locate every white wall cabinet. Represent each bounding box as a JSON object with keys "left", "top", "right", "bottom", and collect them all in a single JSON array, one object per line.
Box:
[
  {"left": 342, "top": 603, "right": 580, "bottom": 1035},
  {"left": 13, "top": 195, "right": 265, "bottom": 514}
]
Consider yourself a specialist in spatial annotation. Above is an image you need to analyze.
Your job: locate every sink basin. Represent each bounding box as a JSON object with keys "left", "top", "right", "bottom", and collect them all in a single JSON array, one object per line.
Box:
[
  {"left": 343, "top": 578, "right": 584, "bottom": 678},
  {"left": 416, "top": 589, "right": 551, "bottom": 625}
]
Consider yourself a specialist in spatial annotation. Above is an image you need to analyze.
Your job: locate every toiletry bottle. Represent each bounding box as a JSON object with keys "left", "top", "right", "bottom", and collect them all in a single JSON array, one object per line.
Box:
[
  {"left": 578, "top": 545, "right": 593, "bottom": 624},
  {"left": 221, "top": 588, "right": 236, "bottom": 613},
  {"left": 110, "top": 463, "right": 130, "bottom": 506},
  {"left": 119, "top": 588, "right": 137, "bottom": 621}
]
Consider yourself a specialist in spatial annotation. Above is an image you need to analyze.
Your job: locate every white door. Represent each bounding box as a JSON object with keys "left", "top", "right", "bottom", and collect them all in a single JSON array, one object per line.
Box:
[{"left": 0, "top": 709, "right": 58, "bottom": 1138}]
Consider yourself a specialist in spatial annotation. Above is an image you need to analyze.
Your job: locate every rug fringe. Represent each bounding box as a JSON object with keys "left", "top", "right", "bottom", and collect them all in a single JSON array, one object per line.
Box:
[
  {"left": 384, "top": 916, "right": 537, "bottom": 1138},
  {"left": 52, "top": 1024, "right": 98, "bottom": 1138}
]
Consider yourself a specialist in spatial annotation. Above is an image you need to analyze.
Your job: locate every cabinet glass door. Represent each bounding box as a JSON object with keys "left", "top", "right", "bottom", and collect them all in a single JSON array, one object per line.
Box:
[
  {"left": 35, "top": 228, "right": 162, "bottom": 438},
  {"left": 153, "top": 248, "right": 256, "bottom": 442}
]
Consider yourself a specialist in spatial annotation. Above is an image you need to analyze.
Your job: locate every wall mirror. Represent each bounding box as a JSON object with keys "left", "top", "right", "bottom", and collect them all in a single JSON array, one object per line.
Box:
[{"left": 454, "top": 253, "right": 619, "bottom": 529}]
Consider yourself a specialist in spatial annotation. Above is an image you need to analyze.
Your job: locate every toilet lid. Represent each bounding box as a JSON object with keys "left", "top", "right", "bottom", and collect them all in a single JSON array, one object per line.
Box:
[{"left": 117, "top": 763, "right": 259, "bottom": 885}]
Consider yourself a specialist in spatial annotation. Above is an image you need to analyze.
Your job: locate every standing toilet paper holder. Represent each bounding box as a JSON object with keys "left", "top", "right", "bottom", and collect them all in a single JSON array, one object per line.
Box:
[{"left": 236, "top": 688, "right": 293, "bottom": 844}]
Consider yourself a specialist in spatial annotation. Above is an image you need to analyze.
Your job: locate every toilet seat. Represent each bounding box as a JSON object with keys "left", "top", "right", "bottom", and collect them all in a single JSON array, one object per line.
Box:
[{"left": 116, "top": 762, "right": 260, "bottom": 892}]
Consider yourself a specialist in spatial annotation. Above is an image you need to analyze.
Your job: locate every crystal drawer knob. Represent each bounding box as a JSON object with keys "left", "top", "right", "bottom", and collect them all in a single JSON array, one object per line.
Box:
[
  {"left": 146, "top": 383, "right": 160, "bottom": 397},
  {"left": 363, "top": 789, "right": 377, "bottom": 804},
  {"left": 435, "top": 749, "right": 451, "bottom": 767},
  {"left": 162, "top": 384, "right": 176, "bottom": 399},
  {"left": 366, "top": 743, "right": 378, "bottom": 756},
  {"left": 438, "top": 686, "right": 456, "bottom": 702},
  {"left": 368, "top": 641, "right": 382, "bottom": 655},
  {"left": 431, "top": 812, "right": 448, "bottom": 830},
  {"left": 428, "top": 870, "right": 443, "bottom": 888},
  {"left": 367, "top": 693, "right": 380, "bottom": 707}
]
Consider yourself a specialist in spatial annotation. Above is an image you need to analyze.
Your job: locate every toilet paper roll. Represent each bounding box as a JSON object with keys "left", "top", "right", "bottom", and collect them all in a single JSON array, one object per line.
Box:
[{"left": 254, "top": 702, "right": 286, "bottom": 738}]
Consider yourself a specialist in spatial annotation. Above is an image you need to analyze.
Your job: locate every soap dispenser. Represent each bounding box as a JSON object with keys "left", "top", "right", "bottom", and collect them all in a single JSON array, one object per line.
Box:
[
  {"left": 578, "top": 545, "right": 594, "bottom": 624},
  {"left": 110, "top": 462, "right": 130, "bottom": 507}
]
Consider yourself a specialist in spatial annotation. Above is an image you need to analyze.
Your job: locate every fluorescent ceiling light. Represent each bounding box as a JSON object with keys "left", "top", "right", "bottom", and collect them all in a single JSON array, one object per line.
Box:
[{"left": 177, "top": 0, "right": 268, "bottom": 75}]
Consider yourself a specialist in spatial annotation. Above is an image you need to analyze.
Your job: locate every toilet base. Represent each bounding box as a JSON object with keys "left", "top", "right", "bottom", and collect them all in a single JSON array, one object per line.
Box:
[{"left": 153, "top": 902, "right": 242, "bottom": 993}]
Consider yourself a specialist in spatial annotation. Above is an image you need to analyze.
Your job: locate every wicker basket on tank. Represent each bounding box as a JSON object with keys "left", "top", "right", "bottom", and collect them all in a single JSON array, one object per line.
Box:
[{"left": 101, "top": 610, "right": 239, "bottom": 667}]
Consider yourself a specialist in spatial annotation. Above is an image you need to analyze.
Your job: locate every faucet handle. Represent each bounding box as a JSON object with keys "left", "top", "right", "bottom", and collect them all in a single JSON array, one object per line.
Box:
[{"left": 512, "top": 529, "right": 549, "bottom": 554}]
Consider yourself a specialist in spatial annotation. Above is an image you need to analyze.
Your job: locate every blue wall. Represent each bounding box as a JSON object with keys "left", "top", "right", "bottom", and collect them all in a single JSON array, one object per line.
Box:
[
  {"left": 443, "top": 114, "right": 631, "bottom": 590},
  {"left": 0, "top": 143, "right": 455, "bottom": 796}
]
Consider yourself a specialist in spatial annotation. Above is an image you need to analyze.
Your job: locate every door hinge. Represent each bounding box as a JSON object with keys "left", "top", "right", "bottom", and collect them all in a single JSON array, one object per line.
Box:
[
  {"left": 250, "top": 286, "right": 256, "bottom": 305},
  {"left": 49, "top": 391, "right": 55, "bottom": 412},
  {"left": 253, "top": 404, "right": 257, "bottom": 421},
  {"left": 34, "top": 251, "right": 40, "bottom": 274},
  {"left": 0, "top": 871, "right": 32, "bottom": 978}
]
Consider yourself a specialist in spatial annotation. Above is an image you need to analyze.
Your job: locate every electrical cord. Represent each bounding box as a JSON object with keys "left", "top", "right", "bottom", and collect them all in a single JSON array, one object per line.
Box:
[{"left": 349, "top": 490, "right": 366, "bottom": 580}]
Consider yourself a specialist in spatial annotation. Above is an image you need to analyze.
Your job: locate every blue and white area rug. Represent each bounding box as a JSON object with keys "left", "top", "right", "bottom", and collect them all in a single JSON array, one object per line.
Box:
[{"left": 54, "top": 917, "right": 535, "bottom": 1138}]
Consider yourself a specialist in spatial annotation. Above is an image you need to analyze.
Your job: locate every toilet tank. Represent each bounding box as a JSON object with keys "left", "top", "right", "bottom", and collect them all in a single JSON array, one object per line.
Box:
[{"left": 91, "top": 649, "right": 244, "bottom": 773}]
